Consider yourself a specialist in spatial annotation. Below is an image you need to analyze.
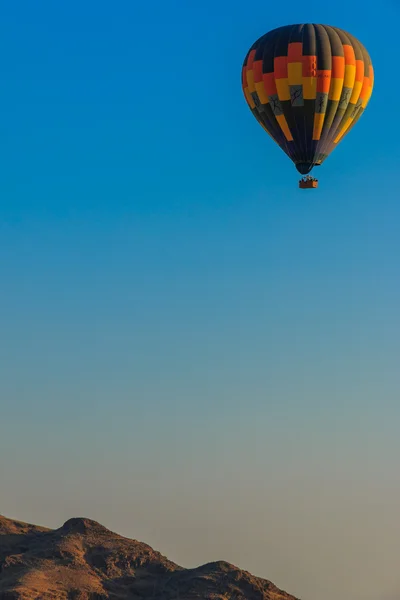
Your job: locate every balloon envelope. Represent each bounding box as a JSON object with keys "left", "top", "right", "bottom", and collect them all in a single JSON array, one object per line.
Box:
[{"left": 242, "top": 24, "right": 374, "bottom": 174}]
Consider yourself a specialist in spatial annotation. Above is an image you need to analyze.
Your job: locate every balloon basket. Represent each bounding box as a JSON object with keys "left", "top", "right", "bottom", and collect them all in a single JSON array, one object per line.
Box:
[{"left": 299, "top": 178, "right": 318, "bottom": 189}]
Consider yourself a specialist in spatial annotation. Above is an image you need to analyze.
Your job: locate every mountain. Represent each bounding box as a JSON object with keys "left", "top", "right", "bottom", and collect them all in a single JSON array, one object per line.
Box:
[{"left": 0, "top": 514, "right": 300, "bottom": 600}]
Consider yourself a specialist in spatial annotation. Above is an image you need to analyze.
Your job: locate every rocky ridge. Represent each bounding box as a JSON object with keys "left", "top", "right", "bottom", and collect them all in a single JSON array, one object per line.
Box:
[{"left": 0, "top": 514, "right": 300, "bottom": 600}]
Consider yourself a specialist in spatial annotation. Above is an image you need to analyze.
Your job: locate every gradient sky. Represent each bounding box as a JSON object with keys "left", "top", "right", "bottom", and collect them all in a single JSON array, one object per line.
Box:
[{"left": 1, "top": 2, "right": 400, "bottom": 600}]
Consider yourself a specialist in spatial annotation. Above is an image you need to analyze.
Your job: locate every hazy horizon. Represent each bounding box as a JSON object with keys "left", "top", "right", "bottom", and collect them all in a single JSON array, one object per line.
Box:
[{"left": 1, "top": 2, "right": 400, "bottom": 600}]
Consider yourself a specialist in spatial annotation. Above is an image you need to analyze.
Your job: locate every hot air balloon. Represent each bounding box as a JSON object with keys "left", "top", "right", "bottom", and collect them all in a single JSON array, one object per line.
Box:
[{"left": 242, "top": 24, "right": 374, "bottom": 188}]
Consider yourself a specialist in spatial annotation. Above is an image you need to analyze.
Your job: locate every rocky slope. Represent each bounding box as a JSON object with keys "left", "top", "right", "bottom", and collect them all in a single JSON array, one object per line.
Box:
[{"left": 0, "top": 514, "right": 300, "bottom": 600}]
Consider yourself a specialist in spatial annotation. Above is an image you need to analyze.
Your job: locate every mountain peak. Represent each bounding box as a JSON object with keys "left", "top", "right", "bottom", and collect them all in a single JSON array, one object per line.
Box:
[{"left": 60, "top": 517, "right": 110, "bottom": 535}]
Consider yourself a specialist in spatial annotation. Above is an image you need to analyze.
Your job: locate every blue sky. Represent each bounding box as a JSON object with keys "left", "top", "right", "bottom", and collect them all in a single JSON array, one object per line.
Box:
[{"left": 1, "top": 2, "right": 400, "bottom": 600}]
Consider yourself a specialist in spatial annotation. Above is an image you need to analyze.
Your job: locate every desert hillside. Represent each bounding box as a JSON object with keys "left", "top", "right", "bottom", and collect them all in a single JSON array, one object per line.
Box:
[{"left": 0, "top": 514, "right": 300, "bottom": 599}]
